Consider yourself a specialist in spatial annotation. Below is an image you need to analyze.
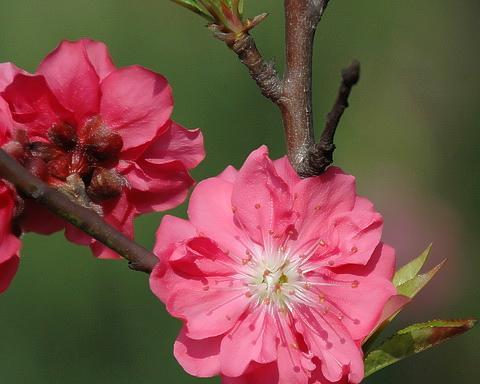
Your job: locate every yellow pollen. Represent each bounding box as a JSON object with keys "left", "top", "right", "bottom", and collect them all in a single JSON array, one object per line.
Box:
[
  {"left": 319, "top": 240, "right": 326, "bottom": 247},
  {"left": 351, "top": 280, "right": 359, "bottom": 288}
]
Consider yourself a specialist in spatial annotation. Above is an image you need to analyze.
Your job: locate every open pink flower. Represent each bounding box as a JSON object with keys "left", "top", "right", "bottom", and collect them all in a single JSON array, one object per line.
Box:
[
  {"left": 150, "top": 146, "right": 396, "bottom": 383},
  {"left": 0, "top": 39, "right": 204, "bottom": 258}
]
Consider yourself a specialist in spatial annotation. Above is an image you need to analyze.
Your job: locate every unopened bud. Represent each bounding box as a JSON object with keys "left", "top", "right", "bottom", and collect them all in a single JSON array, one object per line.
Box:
[
  {"left": 87, "top": 168, "right": 125, "bottom": 201},
  {"left": 48, "top": 122, "right": 77, "bottom": 150},
  {"left": 81, "top": 117, "right": 123, "bottom": 162},
  {"left": 47, "top": 155, "right": 71, "bottom": 180}
]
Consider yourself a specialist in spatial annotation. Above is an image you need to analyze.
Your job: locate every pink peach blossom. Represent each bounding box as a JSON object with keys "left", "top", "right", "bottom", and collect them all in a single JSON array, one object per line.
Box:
[
  {"left": 0, "top": 39, "right": 204, "bottom": 258},
  {"left": 150, "top": 146, "right": 396, "bottom": 383}
]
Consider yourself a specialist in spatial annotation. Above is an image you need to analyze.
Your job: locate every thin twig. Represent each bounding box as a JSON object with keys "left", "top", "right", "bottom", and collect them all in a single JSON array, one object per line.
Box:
[
  {"left": 313, "top": 60, "right": 360, "bottom": 170},
  {"left": 216, "top": 0, "right": 359, "bottom": 177},
  {"left": 0, "top": 149, "right": 158, "bottom": 273}
]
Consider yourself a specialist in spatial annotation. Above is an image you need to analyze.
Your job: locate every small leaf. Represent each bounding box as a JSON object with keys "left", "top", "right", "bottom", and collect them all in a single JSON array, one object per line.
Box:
[
  {"left": 393, "top": 244, "right": 432, "bottom": 286},
  {"left": 171, "top": 0, "right": 215, "bottom": 22},
  {"left": 364, "top": 319, "right": 477, "bottom": 377},
  {"left": 396, "top": 259, "right": 446, "bottom": 298}
]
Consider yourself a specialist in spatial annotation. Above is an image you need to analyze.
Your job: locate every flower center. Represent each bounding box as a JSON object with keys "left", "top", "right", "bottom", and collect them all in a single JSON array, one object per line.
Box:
[
  {"left": 2, "top": 116, "right": 126, "bottom": 206},
  {"left": 246, "top": 250, "right": 303, "bottom": 310}
]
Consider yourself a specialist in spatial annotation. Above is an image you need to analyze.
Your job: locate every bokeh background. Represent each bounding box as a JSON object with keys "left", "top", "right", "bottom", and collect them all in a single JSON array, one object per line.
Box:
[{"left": 0, "top": 0, "right": 478, "bottom": 383}]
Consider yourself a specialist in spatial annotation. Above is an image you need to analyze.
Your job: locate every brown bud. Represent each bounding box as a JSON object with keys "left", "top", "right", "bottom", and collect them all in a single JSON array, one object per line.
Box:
[
  {"left": 48, "top": 122, "right": 77, "bottom": 150},
  {"left": 81, "top": 117, "right": 123, "bottom": 162},
  {"left": 25, "top": 157, "right": 48, "bottom": 180},
  {"left": 47, "top": 155, "right": 71, "bottom": 180},
  {"left": 87, "top": 168, "right": 125, "bottom": 202}
]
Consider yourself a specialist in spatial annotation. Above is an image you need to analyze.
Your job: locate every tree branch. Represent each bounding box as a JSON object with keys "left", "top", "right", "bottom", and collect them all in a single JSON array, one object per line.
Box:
[
  {"left": 0, "top": 149, "right": 158, "bottom": 273},
  {"left": 216, "top": 0, "right": 359, "bottom": 177}
]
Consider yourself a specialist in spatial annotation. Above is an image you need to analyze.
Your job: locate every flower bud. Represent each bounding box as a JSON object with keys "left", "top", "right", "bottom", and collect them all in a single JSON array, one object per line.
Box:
[
  {"left": 48, "top": 122, "right": 77, "bottom": 150},
  {"left": 87, "top": 168, "right": 125, "bottom": 202},
  {"left": 47, "top": 155, "right": 71, "bottom": 180}
]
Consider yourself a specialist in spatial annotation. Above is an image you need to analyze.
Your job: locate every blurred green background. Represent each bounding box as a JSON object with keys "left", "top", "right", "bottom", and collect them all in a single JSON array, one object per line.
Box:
[{"left": 0, "top": 0, "right": 478, "bottom": 383}]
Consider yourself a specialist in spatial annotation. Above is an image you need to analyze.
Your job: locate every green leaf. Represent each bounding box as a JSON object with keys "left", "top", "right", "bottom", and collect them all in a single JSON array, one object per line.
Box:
[
  {"left": 396, "top": 259, "right": 445, "bottom": 298},
  {"left": 364, "top": 319, "right": 477, "bottom": 377},
  {"left": 393, "top": 244, "right": 432, "bottom": 286},
  {"left": 171, "top": 0, "right": 215, "bottom": 22}
]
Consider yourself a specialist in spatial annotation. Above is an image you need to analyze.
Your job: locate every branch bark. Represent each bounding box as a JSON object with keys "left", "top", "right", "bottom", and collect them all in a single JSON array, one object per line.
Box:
[
  {"left": 0, "top": 149, "right": 158, "bottom": 273},
  {"left": 219, "top": 0, "right": 359, "bottom": 177}
]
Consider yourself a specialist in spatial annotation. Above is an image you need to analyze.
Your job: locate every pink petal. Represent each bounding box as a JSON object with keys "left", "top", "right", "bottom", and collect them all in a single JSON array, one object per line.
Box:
[
  {"left": 222, "top": 362, "right": 279, "bottom": 384},
  {"left": 327, "top": 197, "right": 383, "bottom": 266},
  {"left": 0, "top": 255, "right": 19, "bottom": 294},
  {"left": 142, "top": 121, "right": 205, "bottom": 169},
  {"left": 168, "top": 281, "right": 250, "bottom": 340},
  {"left": 2, "top": 74, "right": 71, "bottom": 136},
  {"left": 272, "top": 155, "right": 301, "bottom": 189},
  {"left": 0, "top": 97, "right": 14, "bottom": 145},
  {"left": 296, "top": 308, "right": 364, "bottom": 383},
  {"left": 81, "top": 39, "right": 116, "bottom": 80},
  {"left": 231, "top": 146, "right": 294, "bottom": 244},
  {"left": 188, "top": 176, "right": 246, "bottom": 258},
  {"left": 37, "top": 40, "right": 101, "bottom": 124},
  {"left": 220, "top": 309, "right": 277, "bottom": 377},
  {"left": 170, "top": 237, "right": 236, "bottom": 277},
  {"left": 217, "top": 165, "right": 238, "bottom": 183},
  {"left": 174, "top": 327, "right": 222, "bottom": 377},
  {"left": 19, "top": 200, "right": 64, "bottom": 235},
  {"left": 294, "top": 167, "right": 356, "bottom": 247},
  {"left": 90, "top": 194, "right": 135, "bottom": 259},
  {"left": 100, "top": 65, "right": 173, "bottom": 151},
  {"left": 314, "top": 245, "right": 396, "bottom": 340},
  {"left": 0, "top": 62, "right": 25, "bottom": 91},
  {"left": 124, "top": 159, "right": 193, "bottom": 213},
  {"left": 0, "top": 183, "right": 21, "bottom": 293}
]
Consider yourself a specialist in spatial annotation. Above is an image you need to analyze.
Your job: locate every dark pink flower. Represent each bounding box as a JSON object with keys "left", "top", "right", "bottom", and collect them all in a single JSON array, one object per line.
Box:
[
  {"left": 150, "top": 146, "right": 396, "bottom": 383},
  {"left": 0, "top": 39, "right": 204, "bottom": 258}
]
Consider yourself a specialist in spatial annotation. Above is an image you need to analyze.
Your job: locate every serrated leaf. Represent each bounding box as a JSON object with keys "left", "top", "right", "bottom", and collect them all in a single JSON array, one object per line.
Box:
[
  {"left": 396, "top": 259, "right": 445, "bottom": 298},
  {"left": 364, "top": 319, "right": 476, "bottom": 377},
  {"left": 393, "top": 244, "right": 432, "bottom": 286}
]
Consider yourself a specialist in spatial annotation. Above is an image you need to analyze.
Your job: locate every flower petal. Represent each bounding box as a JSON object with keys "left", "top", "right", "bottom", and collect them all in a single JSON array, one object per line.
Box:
[
  {"left": 0, "top": 62, "right": 25, "bottom": 91},
  {"left": 220, "top": 309, "right": 277, "bottom": 377},
  {"left": 188, "top": 176, "right": 246, "bottom": 258},
  {"left": 2, "top": 74, "right": 71, "bottom": 136},
  {"left": 37, "top": 40, "right": 101, "bottom": 124},
  {"left": 124, "top": 159, "right": 193, "bottom": 213},
  {"left": 142, "top": 121, "right": 205, "bottom": 169},
  {"left": 100, "top": 65, "right": 173, "bottom": 151},
  {"left": 231, "top": 146, "right": 294, "bottom": 244},
  {"left": 81, "top": 39, "right": 116, "bottom": 80},
  {"left": 174, "top": 327, "right": 222, "bottom": 378}
]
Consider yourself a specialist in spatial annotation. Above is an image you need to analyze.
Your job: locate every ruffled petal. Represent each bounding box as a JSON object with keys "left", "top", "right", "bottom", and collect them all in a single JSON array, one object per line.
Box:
[
  {"left": 0, "top": 183, "right": 21, "bottom": 293},
  {"left": 100, "top": 65, "right": 173, "bottom": 151},
  {"left": 231, "top": 146, "right": 294, "bottom": 244},
  {"left": 37, "top": 40, "right": 101, "bottom": 124},
  {"left": 168, "top": 281, "right": 250, "bottom": 340},
  {"left": 188, "top": 176, "right": 246, "bottom": 258},
  {"left": 220, "top": 309, "right": 277, "bottom": 377},
  {"left": 2, "top": 74, "right": 71, "bottom": 136},
  {"left": 81, "top": 39, "right": 116, "bottom": 80},
  {"left": 142, "top": 121, "right": 205, "bottom": 170},
  {"left": 0, "top": 62, "right": 25, "bottom": 91},
  {"left": 124, "top": 159, "right": 193, "bottom": 213},
  {"left": 174, "top": 327, "right": 222, "bottom": 378}
]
